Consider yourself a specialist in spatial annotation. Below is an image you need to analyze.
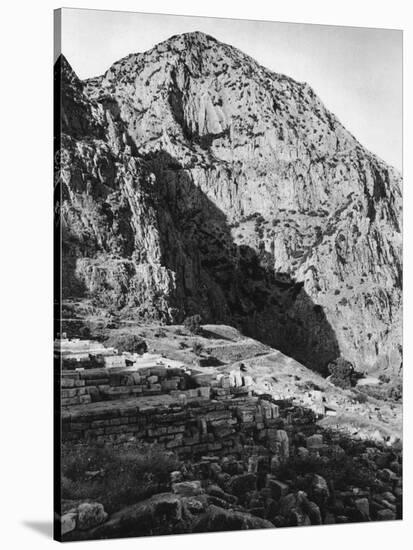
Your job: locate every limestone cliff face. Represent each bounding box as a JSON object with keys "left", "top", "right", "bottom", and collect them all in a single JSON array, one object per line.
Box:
[{"left": 56, "top": 32, "right": 402, "bottom": 375}]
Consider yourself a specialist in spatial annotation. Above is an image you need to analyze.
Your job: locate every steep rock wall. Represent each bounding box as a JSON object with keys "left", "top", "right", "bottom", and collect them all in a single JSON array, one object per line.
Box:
[{"left": 56, "top": 32, "right": 402, "bottom": 375}]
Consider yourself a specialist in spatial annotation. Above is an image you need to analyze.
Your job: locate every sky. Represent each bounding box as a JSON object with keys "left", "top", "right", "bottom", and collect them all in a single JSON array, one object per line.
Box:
[{"left": 59, "top": 8, "right": 402, "bottom": 171}]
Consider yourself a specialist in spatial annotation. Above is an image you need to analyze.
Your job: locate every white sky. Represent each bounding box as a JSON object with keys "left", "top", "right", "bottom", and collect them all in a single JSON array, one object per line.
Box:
[{"left": 60, "top": 8, "right": 402, "bottom": 171}]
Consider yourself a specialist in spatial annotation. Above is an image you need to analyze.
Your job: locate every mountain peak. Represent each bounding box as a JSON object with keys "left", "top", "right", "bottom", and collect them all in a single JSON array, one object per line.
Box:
[
  {"left": 166, "top": 31, "right": 218, "bottom": 47},
  {"left": 152, "top": 30, "right": 220, "bottom": 57},
  {"left": 55, "top": 54, "right": 83, "bottom": 92},
  {"left": 59, "top": 33, "right": 402, "bottom": 379}
]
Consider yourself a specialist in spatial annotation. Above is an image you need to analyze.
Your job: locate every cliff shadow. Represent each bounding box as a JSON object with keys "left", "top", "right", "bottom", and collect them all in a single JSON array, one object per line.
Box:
[{"left": 144, "top": 150, "right": 340, "bottom": 375}]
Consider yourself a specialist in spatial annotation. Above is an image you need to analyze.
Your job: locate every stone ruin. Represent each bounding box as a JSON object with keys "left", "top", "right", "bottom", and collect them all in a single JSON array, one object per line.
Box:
[
  {"left": 59, "top": 347, "right": 402, "bottom": 538},
  {"left": 60, "top": 361, "right": 286, "bottom": 459}
]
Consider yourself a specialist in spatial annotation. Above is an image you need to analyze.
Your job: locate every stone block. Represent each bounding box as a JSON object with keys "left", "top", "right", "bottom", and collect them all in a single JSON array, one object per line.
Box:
[
  {"left": 297, "top": 446, "right": 310, "bottom": 459},
  {"left": 79, "top": 369, "right": 108, "bottom": 380},
  {"left": 104, "top": 425, "right": 124, "bottom": 435},
  {"left": 166, "top": 438, "right": 183, "bottom": 449},
  {"left": 109, "top": 418, "right": 121, "bottom": 426},
  {"left": 243, "top": 375, "right": 254, "bottom": 387},
  {"left": 167, "top": 425, "right": 186, "bottom": 434},
  {"left": 79, "top": 394, "right": 92, "bottom": 404},
  {"left": 354, "top": 497, "right": 370, "bottom": 519},
  {"left": 148, "top": 366, "right": 167, "bottom": 378},
  {"left": 208, "top": 442, "right": 223, "bottom": 451},
  {"left": 198, "top": 386, "right": 211, "bottom": 399},
  {"left": 306, "top": 434, "right": 324, "bottom": 449},
  {"left": 61, "top": 388, "right": 78, "bottom": 399},
  {"left": 61, "top": 396, "right": 79, "bottom": 406},
  {"left": 220, "top": 377, "right": 231, "bottom": 388},
  {"left": 61, "top": 378, "right": 75, "bottom": 388},
  {"left": 70, "top": 422, "right": 88, "bottom": 431},
  {"left": 206, "top": 410, "right": 232, "bottom": 422},
  {"left": 161, "top": 379, "right": 179, "bottom": 391},
  {"left": 147, "top": 426, "right": 168, "bottom": 437},
  {"left": 130, "top": 372, "right": 141, "bottom": 384},
  {"left": 229, "top": 370, "right": 243, "bottom": 388},
  {"left": 183, "top": 433, "right": 200, "bottom": 446},
  {"left": 144, "top": 384, "right": 161, "bottom": 394},
  {"left": 267, "top": 478, "right": 289, "bottom": 501},
  {"left": 236, "top": 409, "right": 255, "bottom": 423},
  {"left": 214, "top": 388, "right": 230, "bottom": 396},
  {"left": 90, "top": 420, "right": 106, "bottom": 428},
  {"left": 229, "top": 473, "right": 257, "bottom": 496}
]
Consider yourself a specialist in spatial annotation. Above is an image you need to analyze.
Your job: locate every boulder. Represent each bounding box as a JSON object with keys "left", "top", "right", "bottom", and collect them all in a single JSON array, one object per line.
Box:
[
  {"left": 85, "top": 493, "right": 183, "bottom": 539},
  {"left": 300, "top": 497, "right": 322, "bottom": 525},
  {"left": 266, "top": 478, "right": 289, "bottom": 501},
  {"left": 77, "top": 502, "right": 107, "bottom": 531},
  {"left": 297, "top": 446, "right": 310, "bottom": 459},
  {"left": 377, "top": 509, "right": 397, "bottom": 521},
  {"left": 228, "top": 473, "right": 257, "bottom": 497},
  {"left": 310, "top": 474, "right": 330, "bottom": 506},
  {"left": 181, "top": 495, "right": 208, "bottom": 516},
  {"left": 306, "top": 434, "right": 324, "bottom": 450},
  {"left": 193, "top": 504, "right": 274, "bottom": 532},
  {"left": 274, "top": 430, "right": 290, "bottom": 462},
  {"left": 380, "top": 468, "right": 397, "bottom": 482},
  {"left": 278, "top": 493, "right": 298, "bottom": 517},
  {"left": 207, "top": 484, "right": 238, "bottom": 504},
  {"left": 354, "top": 497, "right": 370, "bottom": 520}
]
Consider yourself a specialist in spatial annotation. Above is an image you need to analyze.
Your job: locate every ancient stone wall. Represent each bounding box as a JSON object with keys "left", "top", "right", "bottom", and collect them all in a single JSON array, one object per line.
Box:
[{"left": 61, "top": 366, "right": 282, "bottom": 458}]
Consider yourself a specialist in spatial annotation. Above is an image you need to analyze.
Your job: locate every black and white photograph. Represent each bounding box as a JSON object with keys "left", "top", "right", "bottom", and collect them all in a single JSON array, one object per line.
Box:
[{"left": 53, "top": 6, "right": 403, "bottom": 542}]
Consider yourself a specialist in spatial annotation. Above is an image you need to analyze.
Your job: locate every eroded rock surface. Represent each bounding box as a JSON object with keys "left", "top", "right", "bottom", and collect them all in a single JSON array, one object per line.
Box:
[{"left": 56, "top": 32, "right": 402, "bottom": 375}]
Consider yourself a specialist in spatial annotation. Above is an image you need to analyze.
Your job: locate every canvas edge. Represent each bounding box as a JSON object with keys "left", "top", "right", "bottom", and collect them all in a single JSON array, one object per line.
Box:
[{"left": 53, "top": 7, "right": 63, "bottom": 543}]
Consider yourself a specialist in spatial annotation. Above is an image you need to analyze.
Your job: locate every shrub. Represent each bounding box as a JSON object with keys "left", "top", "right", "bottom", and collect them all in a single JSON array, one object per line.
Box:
[
  {"left": 389, "top": 383, "right": 402, "bottom": 401},
  {"left": 61, "top": 443, "right": 181, "bottom": 514},
  {"left": 184, "top": 314, "right": 202, "bottom": 335},
  {"left": 352, "top": 391, "right": 368, "bottom": 404},
  {"left": 305, "top": 380, "right": 323, "bottom": 392},
  {"left": 328, "top": 357, "right": 356, "bottom": 389},
  {"left": 192, "top": 341, "right": 204, "bottom": 356},
  {"left": 79, "top": 326, "right": 91, "bottom": 338},
  {"left": 113, "top": 334, "right": 147, "bottom": 354}
]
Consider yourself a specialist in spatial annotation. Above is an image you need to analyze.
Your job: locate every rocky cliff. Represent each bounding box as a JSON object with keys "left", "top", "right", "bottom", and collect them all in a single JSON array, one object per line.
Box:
[{"left": 55, "top": 31, "right": 402, "bottom": 376}]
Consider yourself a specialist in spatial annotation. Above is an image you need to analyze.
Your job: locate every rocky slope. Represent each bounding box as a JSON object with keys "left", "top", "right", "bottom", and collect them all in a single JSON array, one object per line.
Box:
[{"left": 55, "top": 31, "right": 402, "bottom": 376}]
